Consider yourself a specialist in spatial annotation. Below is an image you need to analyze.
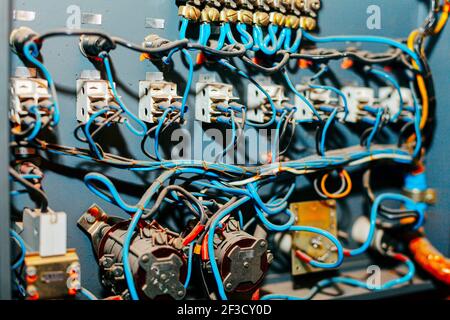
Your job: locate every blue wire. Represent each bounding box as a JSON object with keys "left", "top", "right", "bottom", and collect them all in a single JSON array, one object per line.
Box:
[
  {"left": 254, "top": 206, "right": 295, "bottom": 232},
  {"left": 216, "top": 24, "right": 228, "bottom": 50},
  {"left": 254, "top": 26, "right": 278, "bottom": 55},
  {"left": 272, "top": 111, "right": 287, "bottom": 163},
  {"left": 348, "top": 193, "right": 425, "bottom": 257},
  {"left": 366, "top": 108, "right": 383, "bottom": 149},
  {"left": 290, "top": 224, "right": 344, "bottom": 269},
  {"left": 10, "top": 229, "right": 26, "bottom": 270},
  {"left": 79, "top": 288, "right": 98, "bottom": 300},
  {"left": 84, "top": 173, "right": 137, "bottom": 213},
  {"left": 310, "top": 84, "right": 349, "bottom": 120},
  {"left": 368, "top": 67, "right": 404, "bottom": 122},
  {"left": 22, "top": 41, "right": 60, "bottom": 126},
  {"left": 26, "top": 106, "right": 42, "bottom": 140},
  {"left": 220, "top": 111, "right": 237, "bottom": 161},
  {"left": 282, "top": 71, "right": 322, "bottom": 121},
  {"left": 320, "top": 107, "right": 339, "bottom": 156},
  {"left": 283, "top": 28, "right": 303, "bottom": 53},
  {"left": 184, "top": 242, "right": 194, "bottom": 289},
  {"left": 236, "top": 23, "right": 253, "bottom": 49},
  {"left": 83, "top": 108, "right": 114, "bottom": 159},
  {"left": 261, "top": 256, "right": 414, "bottom": 300},
  {"left": 101, "top": 54, "right": 147, "bottom": 136},
  {"left": 180, "top": 49, "right": 193, "bottom": 120},
  {"left": 154, "top": 107, "right": 173, "bottom": 161},
  {"left": 199, "top": 23, "right": 211, "bottom": 46},
  {"left": 179, "top": 17, "right": 189, "bottom": 39},
  {"left": 301, "top": 31, "right": 423, "bottom": 71}
]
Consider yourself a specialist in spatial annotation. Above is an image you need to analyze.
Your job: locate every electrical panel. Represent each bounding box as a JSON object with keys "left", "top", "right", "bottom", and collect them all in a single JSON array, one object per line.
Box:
[{"left": 3, "top": 0, "right": 450, "bottom": 304}]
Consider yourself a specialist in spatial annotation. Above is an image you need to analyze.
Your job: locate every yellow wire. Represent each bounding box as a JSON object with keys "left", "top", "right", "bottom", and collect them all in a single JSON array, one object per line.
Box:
[{"left": 434, "top": 1, "right": 450, "bottom": 34}]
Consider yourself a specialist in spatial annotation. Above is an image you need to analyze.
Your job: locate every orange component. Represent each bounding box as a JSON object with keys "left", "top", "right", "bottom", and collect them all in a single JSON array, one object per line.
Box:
[
  {"left": 409, "top": 237, "right": 450, "bottom": 285},
  {"left": 68, "top": 288, "right": 78, "bottom": 296},
  {"left": 251, "top": 289, "right": 260, "bottom": 300},
  {"left": 183, "top": 224, "right": 205, "bottom": 246},
  {"left": 400, "top": 217, "right": 417, "bottom": 225},
  {"left": 252, "top": 57, "right": 262, "bottom": 65},
  {"left": 27, "top": 292, "right": 39, "bottom": 300},
  {"left": 320, "top": 169, "right": 353, "bottom": 199},
  {"left": 201, "top": 233, "right": 209, "bottom": 261},
  {"left": 196, "top": 52, "right": 206, "bottom": 65},
  {"left": 26, "top": 275, "right": 37, "bottom": 284},
  {"left": 340, "top": 58, "right": 354, "bottom": 69},
  {"left": 104, "top": 295, "right": 123, "bottom": 300},
  {"left": 88, "top": 206, "right": 100, "bottom": 218},
  {"left": 298, "top": 59, "right": 312, "bottom": 69},
  {"left": 139, "top": 53, "right": 153, "bottom": 61}
]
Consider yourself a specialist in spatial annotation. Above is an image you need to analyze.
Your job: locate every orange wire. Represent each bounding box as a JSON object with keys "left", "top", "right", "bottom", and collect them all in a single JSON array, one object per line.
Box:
[{"left": 320, "top": 169, "right": 352, "bottom": 199}]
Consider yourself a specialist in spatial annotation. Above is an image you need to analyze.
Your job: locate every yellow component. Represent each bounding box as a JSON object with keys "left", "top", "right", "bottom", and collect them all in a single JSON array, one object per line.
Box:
[
  {"left": 290, "top": 200, "right": 338, "bottom": 275},
  {"left": 434, "top": 2, "right": 450, "bottom": 34},
  {"left": 23, "top": 249, "right": 80, "bottom": 300},
  {"left": 140, "top": 53, "right": 150, "bottom": 61},
  {"left": 194, "top": 244, "right": 202, "bottom": 255}
]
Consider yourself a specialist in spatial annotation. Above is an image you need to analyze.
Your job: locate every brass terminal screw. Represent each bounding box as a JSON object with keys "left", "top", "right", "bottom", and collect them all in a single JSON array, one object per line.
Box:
[
  {"left": 300, "top": 16, "right": 317, "bottom": 30},
  {"left": 201, "top": 6, "right": 221, "bottom": 22},
  {"left": 238, "top": 9, "right": 254, "bottom": 25},
  {"left": 285, "top": 15, "right": 300, "bottom": 29},
  {"left": 270, "top": 12, "right": 286, "bottom": 26},
  {"left": 253, "top": 11, "right": 270, "bottom": 27},
  {"left": 179, "top": 5, "right": 202, "bottom": 21},
  {"left": 220, "top": 8, "right": 238, "bottom": 23}
]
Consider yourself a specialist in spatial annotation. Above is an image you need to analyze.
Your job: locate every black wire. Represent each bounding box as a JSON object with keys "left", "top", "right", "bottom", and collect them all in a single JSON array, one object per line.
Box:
[
  {"left": 362, "top": 169, "right": 419, "bottom": 218},
  {"left": 9, "top": 167, "right": 49, "bottom": 212}
]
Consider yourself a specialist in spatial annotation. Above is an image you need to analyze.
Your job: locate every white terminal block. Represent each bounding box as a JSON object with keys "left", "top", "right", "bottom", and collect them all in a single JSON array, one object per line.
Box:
[
  {"left": 139, "top": 72, "right": 181, "bottom": 123},
  {"left": 10, "top": 67, "right": 51, "bottom": 116},
  {"left": 195, "top": 74, "right": 238, "bottom": 123},
  {"left": 294, "top": 84, "right": 315, "bottom": 121},
  {"left": 247, "top": 81, "right": 289, "bottom": 123},
  {"left": 378, "top": 87, "right": 414, "bottom": 121},
  {"left": 340, "top": 86, "right": 376, "bottom": 123},
  {"left": 76, "top": 70, "right": 116, "bottom": 123},
  {"left": 22, "top": 208, "right": 67, "bottom": 257}
]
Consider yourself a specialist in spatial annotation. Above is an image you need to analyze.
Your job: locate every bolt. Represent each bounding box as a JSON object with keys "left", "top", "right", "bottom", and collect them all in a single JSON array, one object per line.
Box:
[
  {"left": 260, "top": 241, "right": 266, "bottom": 248},
  {"left": 160, "top": 273, "right": 168, "bottom": 281},
  {"left": 243, "top": 261, "right": 249, "bottom": 268},
  {"left": 177, "top": 290, "right": 185, "bottom": 297},
  {"left": 225, "top": 282, "right": 233, "bottom": 290},
  {"left": 85, "top": 214, "right": 96, "bottom": 224},
  {"left": 141, "top": 254, "right": 150, "bottom": 263},
  {"left": 267, "top": 252, "right": 274, "bottom": 264}
]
